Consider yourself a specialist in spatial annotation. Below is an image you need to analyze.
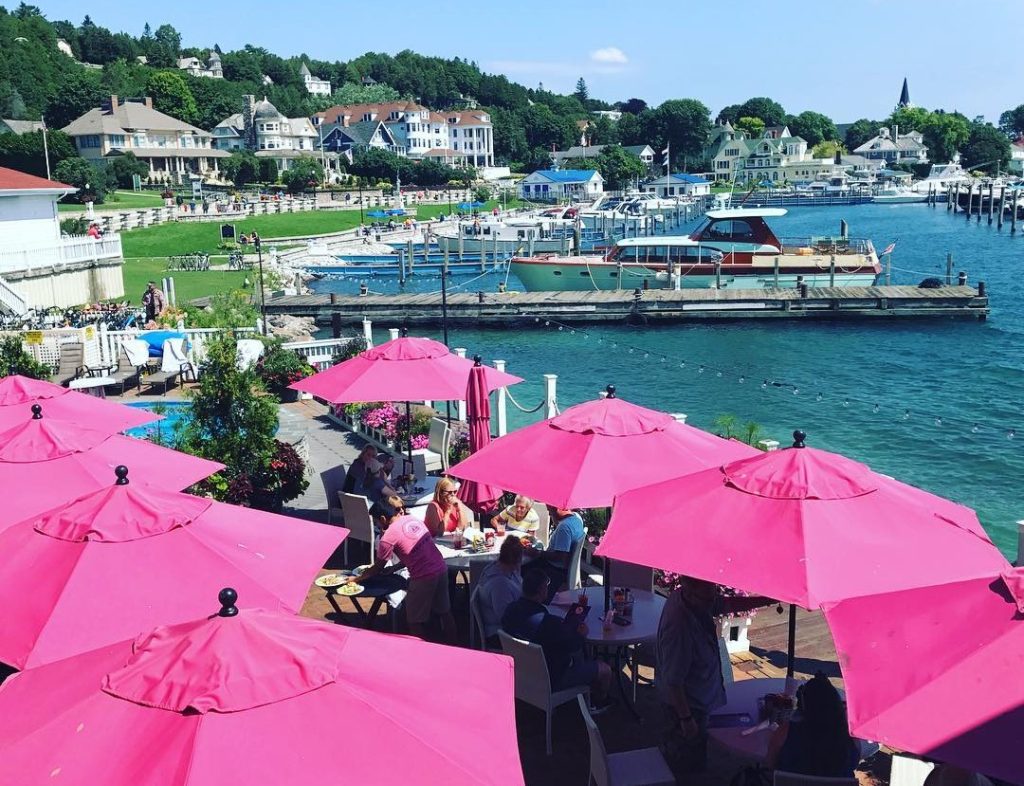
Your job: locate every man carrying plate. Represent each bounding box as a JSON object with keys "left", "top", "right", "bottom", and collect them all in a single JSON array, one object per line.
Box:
[{"left": 346, "top": 495, "right": 455, "bottom": 643}]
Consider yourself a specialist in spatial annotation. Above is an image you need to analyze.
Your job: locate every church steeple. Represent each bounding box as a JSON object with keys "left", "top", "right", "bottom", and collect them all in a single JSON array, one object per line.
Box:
[{"left": 898, "top": 77, "right": 911, "bottom": 108}]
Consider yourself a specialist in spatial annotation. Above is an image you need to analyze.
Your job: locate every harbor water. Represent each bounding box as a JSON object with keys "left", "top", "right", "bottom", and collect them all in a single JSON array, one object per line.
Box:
[{"left": 310, "top": 204, "right": 1024, "bottom": 556}]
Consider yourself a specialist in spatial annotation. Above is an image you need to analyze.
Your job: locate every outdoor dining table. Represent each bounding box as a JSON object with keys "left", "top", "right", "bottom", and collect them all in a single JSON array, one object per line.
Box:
[
  {"left": 432, "top": 530, "right": 527, "bottom": 570},
  {"left": 549, "top": 585, "right": 665, "bottom": 718},
  {"left": 398, "top": 475, "right": 441, "bottom": 508},
  {"left": 708, "top": 677, "right": 878, "bottom": 764},
  {"left": 322, "top": 573, "right": 408, "bottom": 632}
]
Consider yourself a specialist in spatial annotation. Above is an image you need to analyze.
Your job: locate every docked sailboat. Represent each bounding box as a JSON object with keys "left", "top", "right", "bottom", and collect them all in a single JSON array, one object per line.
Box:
[{"left": 509, "top": 207, "right": 881, "bottom": 291}]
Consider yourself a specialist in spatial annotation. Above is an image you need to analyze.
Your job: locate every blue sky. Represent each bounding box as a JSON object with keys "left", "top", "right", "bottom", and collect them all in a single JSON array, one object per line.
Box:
[{"left": 35, "top": 0, "right": 1023, "bottom": 122}]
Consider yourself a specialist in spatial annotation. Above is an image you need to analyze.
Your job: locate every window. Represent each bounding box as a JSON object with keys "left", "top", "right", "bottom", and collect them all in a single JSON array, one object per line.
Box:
[
  {"left": 109, "top": 134, "right": 125, "bottom": 148},
  {"left": 80, "top": 135, "right": 101, "bottom": 148}
]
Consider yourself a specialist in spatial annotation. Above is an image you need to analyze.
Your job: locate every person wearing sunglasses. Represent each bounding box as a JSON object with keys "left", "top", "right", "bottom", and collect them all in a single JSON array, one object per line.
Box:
[{"left": 424, "top": 476, "right": 470, "bottom": 537}]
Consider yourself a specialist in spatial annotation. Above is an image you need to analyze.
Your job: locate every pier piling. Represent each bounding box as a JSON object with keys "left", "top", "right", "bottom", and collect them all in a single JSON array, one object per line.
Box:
[
  {"left": 958, "top": 271, "right": 967, "bottom": 286},
  {"left": 988, "top": 183, "right": 995, "bottom": 224},
  {"left": 946, "top": 253, "right": 953, "bottom": 285},
  {"left": 1012, "top": 190, "right": 1019, "bottom": 234},
  {"left": 829, "top": 257, "right": 836, "bottom": 288},
  {"left": 998, "top": 186, "right": 1005, "bottom": 229}
]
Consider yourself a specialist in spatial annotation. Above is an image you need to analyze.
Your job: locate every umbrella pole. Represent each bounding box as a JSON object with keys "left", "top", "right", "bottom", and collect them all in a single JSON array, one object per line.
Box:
[
  {"left": 405, "top": 401, "right": 414, "bottom": 475},
  {"left": 786, "top": 603, "right": 797, "bottom": 681},
  {"left": 603, "top": 506, "right": 612, "bottom": 613}
]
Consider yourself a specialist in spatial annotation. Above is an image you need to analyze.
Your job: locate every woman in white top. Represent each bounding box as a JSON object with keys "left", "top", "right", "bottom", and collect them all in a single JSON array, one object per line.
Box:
[{"left": 496, "top": 494, "right": 540, "bottom": 532}]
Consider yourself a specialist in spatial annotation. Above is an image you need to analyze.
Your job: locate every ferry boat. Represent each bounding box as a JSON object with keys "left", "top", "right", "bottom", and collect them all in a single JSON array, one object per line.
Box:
[{"left": 508, "top": 207, "right": 881, "bottom": 291}]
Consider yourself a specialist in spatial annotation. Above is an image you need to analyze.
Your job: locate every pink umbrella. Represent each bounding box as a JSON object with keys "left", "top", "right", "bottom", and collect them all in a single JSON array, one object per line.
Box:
[
  {"left": 0, "top": 590, "right": 524, "bottom": 785},
  {"left": 823, "top": 568, "right": 1024, "bottom": 783},
  {"left": 291, "top": 336, "right": 522, "bottom": 403},
  {"left": 0, "top": 374, "right": 158, "bottom": 433},
  {"left": 449, "top": 386, "right": 757, "bottom": 509},
  {"left": 0, "top": 466, "right": 345, "bottom": 668},
  {"left": 0, "top": 405, "right": 222, "bottom": 533},
  {"left": 456, "top": 356, "right": 503, "bottom": 512}
]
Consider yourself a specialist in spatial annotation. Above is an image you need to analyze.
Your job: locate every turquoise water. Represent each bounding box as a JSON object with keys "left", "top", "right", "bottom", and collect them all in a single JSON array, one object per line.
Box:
[
  {"left": 124, "top": 401, "right": 192, "bottom": 441},
  {"left": 312, "top": 204, "right": 1024, "bottom": 556}
]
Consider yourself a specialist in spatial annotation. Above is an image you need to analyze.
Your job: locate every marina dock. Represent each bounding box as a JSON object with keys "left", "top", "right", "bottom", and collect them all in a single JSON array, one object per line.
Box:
[{"left": 261, "top": 284, "right": 989, "bottom": 326}]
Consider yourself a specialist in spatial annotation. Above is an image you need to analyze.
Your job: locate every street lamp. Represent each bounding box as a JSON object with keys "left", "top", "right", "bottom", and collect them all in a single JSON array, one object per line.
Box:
[
  {"left": 254, "top": 233, "right": 267, "bottom": 335},
  {"left": 358, "top": 181, "right": 364, "bottom": 224}
]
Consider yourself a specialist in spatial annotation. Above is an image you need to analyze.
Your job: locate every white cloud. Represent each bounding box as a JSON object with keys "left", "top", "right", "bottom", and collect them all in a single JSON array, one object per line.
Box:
[{"left": 590, "top": 47, "right": 629, "bottom": 65}]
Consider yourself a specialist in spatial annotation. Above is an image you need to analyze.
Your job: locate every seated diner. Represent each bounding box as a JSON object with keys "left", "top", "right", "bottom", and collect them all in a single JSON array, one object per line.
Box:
[
  {"left": 424, "top": 476, "right": 471, "bottom": 536},
  {"left": 496, "top": 494, "right": 540, "bottom": 533}
]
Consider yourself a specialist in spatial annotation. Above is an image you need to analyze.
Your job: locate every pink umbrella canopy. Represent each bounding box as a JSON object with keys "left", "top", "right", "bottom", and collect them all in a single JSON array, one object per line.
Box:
[
  {"left": 824, "top": 568, "right": 1024, "bottom": 783},
  {"left": 0, "top": 591, "right": 524, "bottom": 786},
  {"left": 449, "top": 386, "right": 757, "bottom": 509},
  {"left": 596, "top": 430, "right": 1008, "bottom": 608},
  {"left": 0, "top": 405, "right": 222, "bottom": 534},
  {"left": 0, "top": 374, "right": 158, "bottom": 433},
  {"left": 290, "top": 336, "right": 522, "bottom": 403},
  {"left": 0, "top": 466, "right": 345, "bottom": 669},
  {"left": 456, "top": 357, "right": 503, "bottom": 512}
]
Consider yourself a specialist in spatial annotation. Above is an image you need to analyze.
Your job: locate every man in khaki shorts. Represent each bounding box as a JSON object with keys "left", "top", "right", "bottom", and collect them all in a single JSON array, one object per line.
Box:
[{"left": 347, "top": 496, "right": 454, "bottom": 641}]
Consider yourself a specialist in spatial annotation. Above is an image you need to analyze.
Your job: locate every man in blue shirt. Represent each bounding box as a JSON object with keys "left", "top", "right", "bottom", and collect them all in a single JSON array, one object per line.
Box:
[
  {"left": 528, "top": 506, "right": 585, "bottom": 602},
  {"left": 501, "top": 569, "right": 611, "bottom": 704}
]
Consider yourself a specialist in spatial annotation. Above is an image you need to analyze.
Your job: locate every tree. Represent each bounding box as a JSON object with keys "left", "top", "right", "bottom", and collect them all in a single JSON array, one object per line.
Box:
[
  {"left": 920, "top": 112, "right": 971, "bottom": 164},
  {"left": 221, "top": 151, "right": 259, "bottom": 188},
  {"left": 106, "top": 151, "right": 149, "bottom": 188},
  {"left": 54, "top": 157, "right": 105, "bottom": 203},
  {"left": 0, "top": 335, "right": 50, "bottom": 380},
  {"left": 616, "top": 112, "right": 643, "bottom": 146},
  {"left": 998, "top": 104, "right": 1024, "bottom": 138},
  {"left": 734, "top": 116, "right": 765, "bottom": 139},
  {"left": 280, "top": 156, "right": 324, "bottom": 193},
  {"left": 719, "top": 97, "right": 786, "bottom": 128},
  {"left": 0, "top": 84, "right": 27, "bottom": 120},
  {"left": 257, "top": 158, "right": 278, "bottom": 184},
  {"left": 618, "top": 98, "right": 647, "bottom": 115},
  {"left": 149, "top": 23, "right": 181, "bottom": 68},
  {"left": 580, "top": 145, "right": 646, "bottom": 190},
  {"left": 331, "top": 81, "right": 401, "bottom": 105},
  {"left": 811, "top": 140, "right": 845, "bottom": 159},
  {"left": 960, "top": 123, "right": 1011, "bottom": 174},
  {"left": 587, "top": 114, "right": 617, "bottom": 145},
  {"left": 786, "top": 110, "right": 837, "bottom": 147},
  {"left": 45, "top": 68, "right": 106, "bottom": 129},
  {"left": 844, "top": 118, "right": 878, "bottom": 152},
  {"left": 573, "top": 77, "right": 589, "bottom": 104},
  {"left": 0, "top": 129, "right": 76, "bottom": 177},
  {"left": 886, "top": 106, "right": 930, "bottom": 134},
  {"left": 643, "top": 99, "right": 712, "bottom": 166},
  {"left": 145, "top": 70, "right": 199, "bottom": 125}
]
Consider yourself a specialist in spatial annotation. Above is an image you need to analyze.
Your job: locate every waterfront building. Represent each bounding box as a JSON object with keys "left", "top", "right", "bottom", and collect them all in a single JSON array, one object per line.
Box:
[
  {"left": 591, "top": 110, "right": 622, "bottom": 122},
  {"left": 213, "top": 96, "right": 342, "bottom": 180},
  {"left": 643, "top": 173, "right": 711, "bottom": 198},
  {"left": 710, "top": 131, "right": 756, "bottom": 182},
  {"left": 551, "top": 144, "right": 655, "bottom": 171},
  {"left": 853, "top": 127, "right": 928, "bottom": 165},
  {"left": 445, "top": 110, "right": 494, "bottom": 168},
  {"left": 177, "top": 52, "right": 223, "bottom": 79},
  {"left": 0, "top": 118, "right": 44, "bottom": 135},
  {"left": 63, "top": 96, "right": 228, "bottom": 182},
  {"left": 0, "top": 166, "right": 123, "bottom": 313},
  {"left": 318, "top": 119, "right": 401, "bottom": 160},
  {"left": 1009, "top": 138, "right": 1024, "bottom": 175},
  {"left": 734, "top": 128, "right": 811, "bottom": 183},
  {"left": 299, "top": 62, "right": 332, "bottom": 96},
  {"left": 518, "top": 169, "right": 603, "bottom": 200}
]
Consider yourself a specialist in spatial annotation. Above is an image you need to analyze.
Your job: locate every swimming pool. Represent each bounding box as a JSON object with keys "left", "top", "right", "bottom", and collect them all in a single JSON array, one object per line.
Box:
[{"left": 124, "top": 401, "right": 192, "bottom": 441}]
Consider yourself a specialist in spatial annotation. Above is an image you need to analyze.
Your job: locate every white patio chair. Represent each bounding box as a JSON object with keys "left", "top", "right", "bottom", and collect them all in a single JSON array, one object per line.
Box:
[
  {"left": 236, "top": 338, "right": 265, "bottom": 371},
  {"left": 578, "top": 695, "right": 674, "bottom": 786},
  {"left": 410, "top": 417, "right": 449, "bottom": 474},
  {"left": 340, "top": 492, "right": 374, "bottom": 567},
  {"left": 533, "top": 504, "right": 550, "bottom": 546},
  {"left": 774, "top": 774, "right": 857, "bottom": 786},
  {"left": 498, "top": 630, "right": 589, "bottom": 755},
  {"left": 469, "top": 586, "right": 501, "bottom": 653},
  {"left": 889, "top": 755, "right": 935, "bottom": 786},
  {"left": 567, "top": 526, "right": 589, "bottom": 591},
  {"left": 320, "top": 465, "right": 347, "bottom": 527}
]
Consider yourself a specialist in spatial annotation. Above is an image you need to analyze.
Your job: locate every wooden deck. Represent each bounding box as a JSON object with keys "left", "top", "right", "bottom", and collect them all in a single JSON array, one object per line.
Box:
[{"left": 262, "top": 284, "right": 989, "bottom": 326}]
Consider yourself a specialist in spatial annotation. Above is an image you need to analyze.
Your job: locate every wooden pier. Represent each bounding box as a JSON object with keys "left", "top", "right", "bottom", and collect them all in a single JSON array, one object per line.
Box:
[{"left": 261, "top": 284, "right": 989, "bottom": 327}]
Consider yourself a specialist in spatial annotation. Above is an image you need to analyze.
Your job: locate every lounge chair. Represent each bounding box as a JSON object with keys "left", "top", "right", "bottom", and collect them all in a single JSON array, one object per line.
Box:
[
  {"left": 143, "top": 339, "right": 191, "bottom": 395},
  {"left": 104, "top": 340, "right": 148, "bottom": 395},
  {"left": 53, "top": 342, "right": 87, "bottom": 387},
  {"left": 236, "top": 339, "right": 264, "bottom": 371}
]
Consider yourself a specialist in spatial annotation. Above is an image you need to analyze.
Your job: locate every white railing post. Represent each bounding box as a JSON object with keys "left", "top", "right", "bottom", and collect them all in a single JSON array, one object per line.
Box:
[
  {"left": 454, "top": 347, "right": 467, "bottom": 421},
  {"left": 758, "top": 439, "right": 780, "bottom": 451},
  {"left": 670, "top": 412, "right": 688, "bottom": 424},
  {"left": 1016, "top": 520, "right": 1024, "bottom": 567},
  {"left": 543, "top": 373, "right": 558, "bottom": 419},
  {"left": 362, "top": 319, "right": 373, "bottom": 348},
  {"left": 388, "top": 328, "right": 400, "bottom": 341},
  {"left": 98, "top": 323, "right": 109, "bottom": 367},
  {"left": 494, "top": 359, "right": 508, "bottom": 437}
]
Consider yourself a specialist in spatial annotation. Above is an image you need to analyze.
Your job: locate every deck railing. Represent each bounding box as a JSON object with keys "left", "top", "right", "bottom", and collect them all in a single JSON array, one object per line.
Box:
[{"left": 0, "top": 235, "right": 123, "bottom": 272}]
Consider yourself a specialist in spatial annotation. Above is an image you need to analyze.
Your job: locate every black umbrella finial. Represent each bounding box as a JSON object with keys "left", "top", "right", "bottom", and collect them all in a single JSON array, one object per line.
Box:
[
  {"left": 605, "top": 384, "right": 616, "bottom": 399},
  {"left": 400, "top": 326, "right": 409, "bottom": 337},
  {"left": 473, "top": 354, "right": 482, "bottom": 366},
  {"left": 792, "top": 430, "right": 807, "bottom": 448},
  {"left": 217, "top": 588, "right": 239, "bottom": 617},
  {"left": 30, "top": 403, "right": 42, "bottom": 419},
  {"left": 114, "top": 465, "right": 130, "bottom": 485}
]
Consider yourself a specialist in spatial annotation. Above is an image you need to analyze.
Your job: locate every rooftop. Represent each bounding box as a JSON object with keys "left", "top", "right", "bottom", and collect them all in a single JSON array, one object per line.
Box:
[{"left": 0, "top": 166, "right": 73, "bottom": 193}]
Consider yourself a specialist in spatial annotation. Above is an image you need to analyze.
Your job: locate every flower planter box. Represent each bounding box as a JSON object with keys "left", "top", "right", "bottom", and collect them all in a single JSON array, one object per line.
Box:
[{"left": 720, "top": 616, "right": 752, "bottom": 654}]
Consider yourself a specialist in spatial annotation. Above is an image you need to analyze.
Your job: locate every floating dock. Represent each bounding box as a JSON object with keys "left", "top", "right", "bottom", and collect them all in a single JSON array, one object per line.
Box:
[{"left": 260, "top": 284, "right": 989, "bottom": 327}]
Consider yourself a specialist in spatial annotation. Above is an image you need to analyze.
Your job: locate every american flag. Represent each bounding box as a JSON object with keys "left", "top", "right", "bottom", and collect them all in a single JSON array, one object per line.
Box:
[{"left": 881, "top": 241, "right": 897, "bottom": 256}]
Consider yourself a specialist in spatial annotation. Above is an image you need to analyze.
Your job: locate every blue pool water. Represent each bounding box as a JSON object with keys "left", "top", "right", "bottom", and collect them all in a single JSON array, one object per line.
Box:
[
  {"left": 124, "top": 401, "right": 192, "bottom": 441},
  {"left": 314, "top": 203, "right": 1024, "bottom": 556}
]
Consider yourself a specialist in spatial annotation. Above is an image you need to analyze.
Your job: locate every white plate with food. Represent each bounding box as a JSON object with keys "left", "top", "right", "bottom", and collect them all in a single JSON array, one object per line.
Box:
[
  {"left": 337, "top": 583, "right": 364, "bottom": 596},
  {"left": 314, "top": 573, "right": 348, "bottom": 588}
]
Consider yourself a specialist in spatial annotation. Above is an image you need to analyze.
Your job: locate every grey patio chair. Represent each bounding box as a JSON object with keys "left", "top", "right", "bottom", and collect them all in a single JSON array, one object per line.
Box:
[
  {"left": 53, "top": 342, "right": 87, "bottom": 387},
  {"left": 578, "top": 695, "right": 674, "bottom": 786}
]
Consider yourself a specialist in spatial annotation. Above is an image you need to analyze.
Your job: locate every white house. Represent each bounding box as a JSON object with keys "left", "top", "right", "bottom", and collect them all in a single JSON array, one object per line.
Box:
[
  {"left": 551, "top": 144, "right": 655, "bottom": 170},
  {"left": 63, "top": 96, "right": 228, "bottom": 182},
  {"left": 0, "top": 166, "right": 123, "bottom": 312},
  {"left": 445, "top": 110, "right": 494, "bottom": 168},
  {"left": 1010, "top": 138, "right": 1024, "bottom": 175},
  {"left": 643, "top": 173, "right": 711, "bottom": 198},
  {"left": 299, "top": 62, "right": 331, "bottom": 96},
  {"left": 854, "top": 127, "right": 928, "bottom": 165},
  {"left": 177, "top": 52, "right": 223, "bottom": 79},
  {"left": 518, "top": 169, "right": 604, "bottom": 201}
]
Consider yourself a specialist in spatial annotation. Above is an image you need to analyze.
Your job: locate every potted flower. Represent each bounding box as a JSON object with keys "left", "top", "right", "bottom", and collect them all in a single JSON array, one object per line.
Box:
[{"left": 257, "top": 342, "right": 315, "bottom": 403}]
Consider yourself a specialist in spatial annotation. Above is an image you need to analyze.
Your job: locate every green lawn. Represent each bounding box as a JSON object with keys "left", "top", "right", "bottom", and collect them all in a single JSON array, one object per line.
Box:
[
  {"left": 121, "top": 258, "right": 252, "bottom": 305},
  {"left": 59, "top": 190, "right": 166, "bottom": 212}
]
